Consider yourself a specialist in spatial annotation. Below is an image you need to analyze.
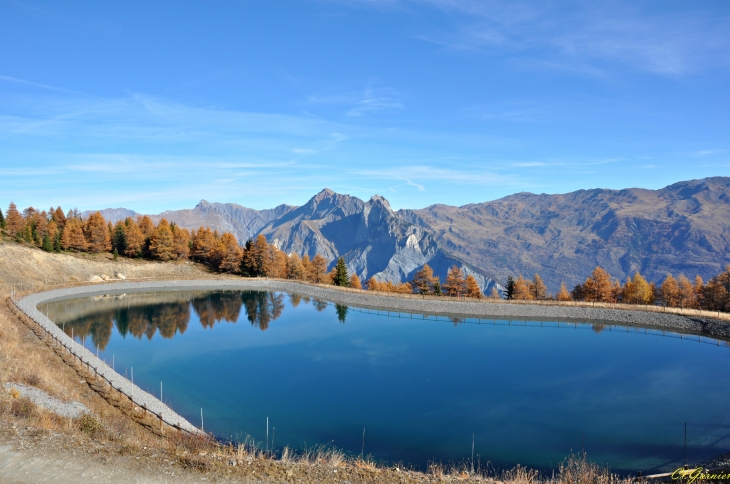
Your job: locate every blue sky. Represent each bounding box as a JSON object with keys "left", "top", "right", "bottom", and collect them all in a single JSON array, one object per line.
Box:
[{"left": 1, "top": 0, "right": 729, "bottom": 213}]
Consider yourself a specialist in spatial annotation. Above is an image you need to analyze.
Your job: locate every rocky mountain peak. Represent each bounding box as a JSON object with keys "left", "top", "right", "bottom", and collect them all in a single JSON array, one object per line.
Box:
[
  {"left": 368, "top": 194, "right": 392, "bottom": 210},
  {"left": 312, "top": 188, "right": 335, "bottom": 201}
]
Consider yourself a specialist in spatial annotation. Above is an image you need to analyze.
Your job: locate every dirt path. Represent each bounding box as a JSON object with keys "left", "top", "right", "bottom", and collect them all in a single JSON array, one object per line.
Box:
[{"left": 0, "top": 426, "right": 231, "bottom": 484}]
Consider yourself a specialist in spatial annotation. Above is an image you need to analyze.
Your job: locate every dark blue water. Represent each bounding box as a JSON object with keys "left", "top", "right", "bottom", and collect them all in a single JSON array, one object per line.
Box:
[{"left": 46, "top": 290, "right": 730, "bottom": 474}]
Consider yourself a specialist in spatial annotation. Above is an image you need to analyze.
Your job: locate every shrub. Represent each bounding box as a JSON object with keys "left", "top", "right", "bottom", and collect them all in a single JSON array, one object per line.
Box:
[
  {"left": 10, "top": 396, "right": 37, "bottom": 419},
  {"left": 78, "top": 413, "right": 105, "bottom": 438}
]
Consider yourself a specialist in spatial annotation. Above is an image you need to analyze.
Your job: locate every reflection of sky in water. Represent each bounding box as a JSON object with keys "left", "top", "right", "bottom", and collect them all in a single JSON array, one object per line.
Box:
[{"left": 47, "top": 291, "right": 730, "bottom": 475}]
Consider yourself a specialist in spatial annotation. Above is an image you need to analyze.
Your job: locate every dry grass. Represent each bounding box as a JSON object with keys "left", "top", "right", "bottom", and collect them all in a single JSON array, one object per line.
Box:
[
  {"left": 0, "top": 289, "right": 167, "bottom": 453},
  {"left": 555, "top": 454, "right": 624, "bottom": 484}
]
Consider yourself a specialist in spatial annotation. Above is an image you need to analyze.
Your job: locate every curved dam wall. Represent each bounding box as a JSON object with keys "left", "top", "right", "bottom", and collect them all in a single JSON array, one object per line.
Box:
[{"left": 25, "top": 279, "right": 730, "bottom": 341}]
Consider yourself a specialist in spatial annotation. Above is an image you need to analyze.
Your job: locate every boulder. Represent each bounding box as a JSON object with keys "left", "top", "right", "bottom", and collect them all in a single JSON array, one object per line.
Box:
[
  {"left": 89, "top": 275, "right": 103, "bottom": 283},
  {"left": 115, "top": 272, "right": 127, "bottom": 280},
  {"left": 100, "top": 274, "right": 111, "bottom": 281}
]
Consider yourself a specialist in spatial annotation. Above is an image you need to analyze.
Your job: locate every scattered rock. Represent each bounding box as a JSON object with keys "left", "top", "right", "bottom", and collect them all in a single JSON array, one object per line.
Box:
[
  {"left": 100, "top": 274, "right": 111, "bottom": 281},
  {"left": 89, "top": 275, "right": 103, "bottom": 283},
  {"left": 115, "top": 272, "right": 127, "bottom": 280},
  {"left": 4, "top": 382, "right": 89, "bottom": 419}
]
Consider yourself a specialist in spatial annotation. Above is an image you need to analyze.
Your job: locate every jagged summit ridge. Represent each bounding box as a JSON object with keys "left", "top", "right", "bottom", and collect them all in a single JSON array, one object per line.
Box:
[{"left": 86, "top": 177, "right": 730, "bottom": 292}]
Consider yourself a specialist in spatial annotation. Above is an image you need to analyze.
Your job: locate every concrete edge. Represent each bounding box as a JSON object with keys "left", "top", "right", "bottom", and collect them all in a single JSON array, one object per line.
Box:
[{"left": 15, "top": 279, "right": 730, "bottom": 438}]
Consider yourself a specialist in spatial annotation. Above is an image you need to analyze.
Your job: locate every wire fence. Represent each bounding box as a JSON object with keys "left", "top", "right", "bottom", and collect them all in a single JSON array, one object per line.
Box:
[
  {"left": 3, "top": 274, "right": 730, "bottom": 322},
  {"left": 6, "top": 294, "right": 201, "bottom": 437},
  {"left": 338, "top": 304, "right": 730, "bottom": 349}
]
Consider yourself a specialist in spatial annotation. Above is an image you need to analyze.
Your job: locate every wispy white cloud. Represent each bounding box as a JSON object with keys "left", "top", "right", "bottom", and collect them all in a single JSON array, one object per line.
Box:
[
  {"left": 307, "top": 85, "right": 403, "bottom": 116},
  {"left": 356, "top": 165, "right": 514, "bottom": 190},
  {"left": 353, "top": 0, "right": 730, "bottom": 76},
  {"left": 0, "top": 73, "right": 87, "bottom": 95},
  {"left": 676, "top": 149, "right": 727, "bottom": 157}
]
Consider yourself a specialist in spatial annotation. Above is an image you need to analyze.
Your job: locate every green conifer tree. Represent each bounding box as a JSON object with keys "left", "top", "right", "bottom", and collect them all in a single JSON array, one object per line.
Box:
[
  {"left": 112, "top": 222, "right": 127, "bottom": 255},
  {"left": 53, "top": 231, "right": 62, "bottom": 252},
  {"left": 22, "top": 224, "right": 33, "bottom": 243},
  {"left": 113, "top": 248, "right": 119, "bottom": 261},
  {"left": 506, "top": 276, "right": 515, "bottom": 300},
  {"left": 41, "top": 233, "right": 53, "bottom": 252},
  {"left": 0, "top": 209, "right": 5, "bottom": 230},
  {"left": 434, "top": 281, "right": 443, "bottom": 296},
  {"left": 332, "top": 257, "right": 350, "bottom": 287}
]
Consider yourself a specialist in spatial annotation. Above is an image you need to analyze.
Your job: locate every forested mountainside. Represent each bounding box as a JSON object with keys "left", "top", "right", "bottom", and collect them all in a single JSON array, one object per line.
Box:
[
  {"left": 400, "top": 177, "right": 730, "bottom": 289},
  {"left": 88, "top": 190, "right": 499, "bottom": 292},
  {"left": 87, "top": 177, "right": 730, "bottom": 293}
]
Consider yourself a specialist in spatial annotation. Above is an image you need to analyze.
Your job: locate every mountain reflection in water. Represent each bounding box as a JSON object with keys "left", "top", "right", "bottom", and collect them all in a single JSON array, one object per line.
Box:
[{"left": 53, "top": 291, "right": 334, "bottom": 350}]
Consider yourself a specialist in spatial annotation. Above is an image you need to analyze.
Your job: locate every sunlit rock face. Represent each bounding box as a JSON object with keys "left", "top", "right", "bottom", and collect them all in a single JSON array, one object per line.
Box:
[{"left": 257, "top": 190, "right": 502, "bottom": 294}]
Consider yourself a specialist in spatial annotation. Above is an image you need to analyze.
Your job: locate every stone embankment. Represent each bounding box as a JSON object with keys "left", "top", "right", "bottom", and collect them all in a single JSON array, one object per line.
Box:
[
  {"left": 12, "top": 278, "right": 730, "bottom": 444},
  {"left": 22, "top": 278, "right": 730, "bottom": 341},
  {"left": 11, "top": 291, "right": 203, "bottom": 436}
]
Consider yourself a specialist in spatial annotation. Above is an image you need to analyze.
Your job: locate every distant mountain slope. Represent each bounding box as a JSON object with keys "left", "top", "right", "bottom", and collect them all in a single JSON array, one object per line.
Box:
[
  {"left": 150, "top": 200, "right": 295, "bottom": 243},
  {"left": 258, "top": 189, "right": 500, "bottom": 292},
  {"left": 399, "top": 177, "right": 730, "bottom": 290},
  {"left": 86, "top": 177, "right": 730, "bottom": 294},
  {"left": 81, "top": 208, "right": 139, "bottom": 223}
]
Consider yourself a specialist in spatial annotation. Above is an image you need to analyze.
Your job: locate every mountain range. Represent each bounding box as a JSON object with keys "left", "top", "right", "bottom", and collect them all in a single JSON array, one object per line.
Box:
[{"left": 87, "top": 177, "right": 730, "bottom": 293}]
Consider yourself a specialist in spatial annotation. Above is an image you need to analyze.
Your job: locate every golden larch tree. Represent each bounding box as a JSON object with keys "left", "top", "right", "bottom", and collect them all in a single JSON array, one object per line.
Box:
[
  {"left": 191, "top": 227, "right": 217, "bottom": 263},
  {"left": 84, "top": 212, "right": 111, "bottom": 253},
  {"left": 623, "top": 272, "right": 651, "bottom": 304},
  {"left": 396, "top": 282, "right": 413, "bottom": 294},
  {"left": 464, "top": 275, "right": 482, "bottom": 298},
  {"left": 308, "top": 254, "right": 329, "bottom": 283},
  {"left": 677, "top": 275, "right": 696, "bottom": 308},
  {"left": 660, "top": 274, "right": 679, "bottom": 307},
  {"left": 124, "top": 218, "right": 145, "bottom": 257},
  {"left": 242, "top": 234, "right": 271, "bottom": 276},
  {"left": 46, "top": 220, "right": 59, "bottom": 245},
  {"left": 137, "top": 215, "right": 155, "bottom": 238},
  {"left": 412, "top": 264, "right": 438, "bottom": 294},
  {"left": 51, "top": 206, "right": 66, "bottom": 231},
  {"left": 216, "top": 232, "right": 243, "bottom": 272},
  {"left": 694, "top": 275, "right": 705, "bottom": 308},
  {"left": 512, "top": 275, "right": 533, "bottom": 300},
  {"left": 31, "top": 210, "right": 48, "bottom": 240},
  {"left": 268, "top": 246, "right": 288, "bottom": 279},
  {"left": 367, "top": 276, "right": 381, "bottom": 291},
  {"left": 5, "top": 202, "right": 23, "bottom": 236},
  {"left": 149, "top": 219, "right": 176, "bottom": 261},
  {"left": 530, "top": 274, "right": 547, "bottom": 300},
  {"left": 349, "top": 274, "right": 362, "bottom": 290},
  {"left": 172, "top": 225, "right": 190, "bottom": 259},
  {"left": 444, "top": 265, "right": 467, "bottom": 297},
  {"left": 301, "top": 255, "right": 312, "bottom": 279},
  {"left": 556, "top": 282, "right": 572, "bottom": 301},
  {"left": 583, "top": 267, "right": 613, "bottom": 302},
  {"left": 286, "top": 253, "right": 305, "bottom": 280},
  {"left": 61, "top": 218, "right": 87, "bottom": 251},
  {"left": 286, "top": 253, "right": 305, "bottom": 279}
]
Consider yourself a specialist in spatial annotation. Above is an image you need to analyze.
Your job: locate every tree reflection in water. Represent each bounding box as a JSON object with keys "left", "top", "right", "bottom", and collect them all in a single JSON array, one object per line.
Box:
[
  {"left": 60, "top": 291, "right": 300, "bottom": 349},
  {"left": 335, "top": 304, "right": 348, "bottom": 323}
]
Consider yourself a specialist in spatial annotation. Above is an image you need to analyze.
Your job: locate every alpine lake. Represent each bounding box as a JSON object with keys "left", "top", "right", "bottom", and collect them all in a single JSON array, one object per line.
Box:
[{"left": 44, "top": 289, "right": 730, "bottom": 475}]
